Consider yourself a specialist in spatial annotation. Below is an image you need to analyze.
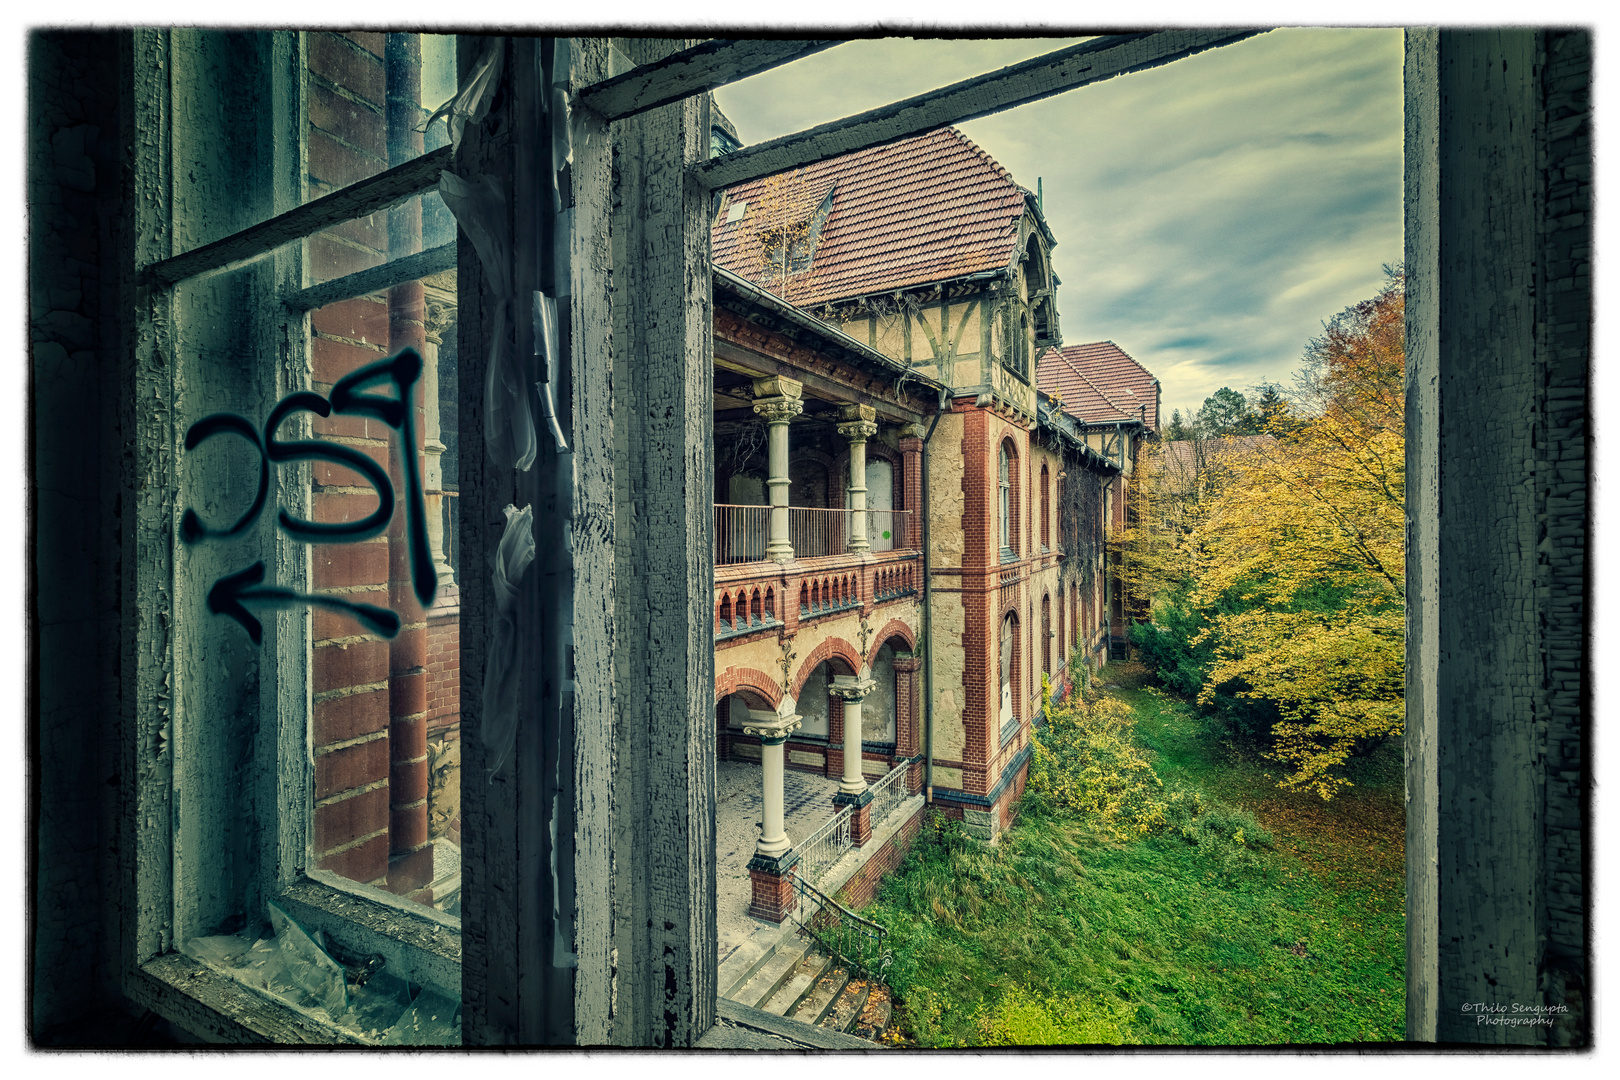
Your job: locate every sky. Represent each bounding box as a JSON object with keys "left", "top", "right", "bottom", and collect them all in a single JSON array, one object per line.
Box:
[{"left": 713, "top": 30, "right": 1405, "bottom": 425}]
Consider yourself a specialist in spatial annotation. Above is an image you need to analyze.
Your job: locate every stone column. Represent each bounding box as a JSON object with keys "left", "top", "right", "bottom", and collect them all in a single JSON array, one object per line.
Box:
[
  {"left": 830, "top": 675, "right": 875, "bottom": 796},
  {"left": 743, "top": 707, "right": 801, "bottom": 857},
  {"left": 837, "top": 404, "right": 878, "bottom": 553},
  {"left": 744, "top": 707, "right": 803, "bottom": 923},
  {"left": 752, "top": 375, "right": 803, "bottom": 562},
  {"left": 421, "top": 295, "right": 457, "bottom": 591},
  {"left": 830, "top": 674, "right": 877, "bottom": 846}
]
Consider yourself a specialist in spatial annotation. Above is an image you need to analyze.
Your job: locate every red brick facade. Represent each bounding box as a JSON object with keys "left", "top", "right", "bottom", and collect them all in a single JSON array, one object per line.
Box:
[{"left": 304, "top": 32, "right": 459, "bottom": 903}]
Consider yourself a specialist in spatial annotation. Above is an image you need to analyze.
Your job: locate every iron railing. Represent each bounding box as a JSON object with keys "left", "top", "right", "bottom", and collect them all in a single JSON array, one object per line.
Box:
[
  {"left": 715, "top": 503, "right": 769, "bottom": 565},
  {"left": 788, "top": 506, "right": 849, "bottom": 558},
  {"left": 714, "top": 504, "right": 914, "bottom": 565},
  {"left": 867, "top": 760, "right": 913, "bottom": 831},
  {"left": 792, "top": 874, "right": 893, "bottom": 985},
  {"left": 794, "top": 801, "right": 853, "bottom": 886}
]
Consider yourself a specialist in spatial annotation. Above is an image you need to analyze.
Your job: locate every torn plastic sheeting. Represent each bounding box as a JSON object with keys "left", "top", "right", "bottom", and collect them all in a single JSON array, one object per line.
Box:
[
  {"left": 532, "top": 292, "right": 568, "bottom": 453},
  {"left": 421, "top": 36, "right": 504, "bottom": 154},
  {"left": 438, "top": 170, "right": 511, "bottom": 298},
  {"left": 381, "top": 986, "right": 463, "bottom": 1046},
  {"left": 550, "top": 38, "right": 573, "bottom": 176},
  {"left": 483, "top": 503, "right": 535, "bottom": 780},
  {"left": 484, "top": 296, "right": 536, "bottom": 472},
  {"left": 268, "top": 901, "right": 349, "bottom": 1017}
]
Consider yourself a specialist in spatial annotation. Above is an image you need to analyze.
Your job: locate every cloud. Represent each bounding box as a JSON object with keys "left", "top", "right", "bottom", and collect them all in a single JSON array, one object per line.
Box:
[{"left": 713, "top": 28, "right": 1404, "bottom": 420}]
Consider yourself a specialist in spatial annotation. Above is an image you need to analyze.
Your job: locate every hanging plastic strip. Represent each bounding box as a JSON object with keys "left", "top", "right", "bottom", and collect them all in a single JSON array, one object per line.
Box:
[
  {"left": 532, "top": 292, "right": 568, "bottom": 453},
  {"left": 439, "top": 171, "right": 536, "bottom": 472},
  {"left": 482, "top": 503, "right": 535, "bottom": 780},
  {"left": 421, "top": 35, "right": 505, "bottom": 153}
]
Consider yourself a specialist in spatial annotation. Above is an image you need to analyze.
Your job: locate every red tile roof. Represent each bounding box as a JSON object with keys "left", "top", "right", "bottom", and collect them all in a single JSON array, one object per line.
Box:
[
  {"left": 710, "top": 128, "right": 1029, "bottom": 308},
  {"left": 1036, "top": 342, "right": 1160, "bottom": 432}
]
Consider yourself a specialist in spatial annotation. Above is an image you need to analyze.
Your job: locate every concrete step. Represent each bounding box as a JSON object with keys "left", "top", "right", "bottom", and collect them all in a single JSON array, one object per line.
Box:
[
  {"left": 820, "top": 975, "right": 872, "bottom": 1034},
  {"left": 851, "top": 991, "right": 892, "bottom": 1042},
  {"left": 787, "top": 963, "right": 851, "bottom": 1027},
  {"left": 758, "top": 949, "right": 831, "bottom": 1016},
  {"left": 719, "top": 935, "right": 776, "bottom": 1001},
  {"left": 732, "top": 936, "right": 813, "bottom": 1011}
]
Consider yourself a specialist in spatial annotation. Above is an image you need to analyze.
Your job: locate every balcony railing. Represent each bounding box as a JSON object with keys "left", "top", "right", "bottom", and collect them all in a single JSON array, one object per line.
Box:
[
  {"left": 795, "top": 801, "right": 854, "bottom": 886},
  {"left": 714, "top": 504, "right": 913, "bottom": 565},
  {"left": 867, "top": 759, "right": 913, "bottom": 832}
]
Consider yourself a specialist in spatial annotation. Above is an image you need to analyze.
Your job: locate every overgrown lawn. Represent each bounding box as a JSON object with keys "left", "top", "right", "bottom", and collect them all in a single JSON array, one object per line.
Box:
[{"left": 865, "top": 678, "right": 1404, "bottom": 1047}]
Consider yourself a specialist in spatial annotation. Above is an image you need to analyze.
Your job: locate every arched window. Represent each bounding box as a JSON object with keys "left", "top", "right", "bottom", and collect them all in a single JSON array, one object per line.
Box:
[
  {"left": 1057, "top": 587, "right": 1065, "bottom": 669},
  {"left": 1039, "top": 462, "right": 1051, "bottom": 551},
  {"left": 1041, "top": 594, "right": 1052, "bottom": 680},
  {"left": 1000, "top": 612, "right": 1018, "bottom": 729},
  {"left": 998, "top": 439, "right": 1019, "bottom": 559},
  {"left": 999, "top": 444, "right": 1011, "bottom": 553}
]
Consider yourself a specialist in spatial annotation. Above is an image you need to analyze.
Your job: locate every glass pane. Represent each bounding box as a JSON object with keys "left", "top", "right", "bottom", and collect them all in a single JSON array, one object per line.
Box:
[
  {"left": 305, "top": 270, "right": 461, "bottom": 921},
  {"left": 305, "top": 31, "right": 458, "bottom": 202},
  {"left": 304, "top": 31, "right": 459, "bottom": 288}
]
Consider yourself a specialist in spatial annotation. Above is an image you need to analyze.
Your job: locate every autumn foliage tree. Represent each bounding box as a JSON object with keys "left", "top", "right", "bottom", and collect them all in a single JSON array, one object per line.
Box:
[{"left": 1133, "top": 269, "right": 1406, "bottom": 798}]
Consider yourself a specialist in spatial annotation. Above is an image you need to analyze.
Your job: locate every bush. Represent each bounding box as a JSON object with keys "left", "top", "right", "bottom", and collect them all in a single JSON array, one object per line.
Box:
[
  {"left": 1162, "top": 785, "right": 1275, "bottom": 881},
  {"left": 1029, "top": 676, "right": 1166, "bottom": 841},
  {"left": 1131, "top": 598, "right": 1212, "bottom": 697},
  {"left": 971, "top": 984, "right": 1128, "bottom": 1046}
]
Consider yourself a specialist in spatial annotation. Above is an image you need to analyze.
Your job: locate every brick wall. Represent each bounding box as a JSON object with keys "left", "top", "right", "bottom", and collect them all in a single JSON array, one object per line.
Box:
[
  {"left": 304, "top": 32, "right": 459, "bottom": 900},
  {"left": 834, "top": 804, "right": 926, "bottom": 910}
]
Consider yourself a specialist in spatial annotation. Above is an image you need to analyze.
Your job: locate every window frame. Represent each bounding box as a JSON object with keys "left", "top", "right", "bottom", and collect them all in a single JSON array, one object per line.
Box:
[{"left": 123, "top": 28, "right": 463, "bottom": 1043}]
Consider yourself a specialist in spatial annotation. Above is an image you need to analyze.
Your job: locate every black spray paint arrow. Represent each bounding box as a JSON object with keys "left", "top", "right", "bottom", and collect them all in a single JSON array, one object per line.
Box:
[{"left": 207, "top": 561, "right": 401, "bottom": 645}]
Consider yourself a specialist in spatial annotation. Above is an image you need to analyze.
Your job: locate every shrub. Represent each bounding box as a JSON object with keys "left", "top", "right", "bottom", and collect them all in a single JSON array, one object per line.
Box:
[
  {"left": 971, "top": 984, "right": 1128, "bottom": 1046},
  {"left": 1030, "top": 676, "right": 1167, "bottom": 841},
  {"left": 1162, "top": 785, "right": 1275, "bottom": 881}
]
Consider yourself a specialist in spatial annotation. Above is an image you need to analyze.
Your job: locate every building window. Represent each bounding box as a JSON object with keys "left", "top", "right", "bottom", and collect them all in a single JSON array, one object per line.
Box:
[
  {"left": 1039, "top": 462, "right": 1050, "bottom": 551},
  {"left": 1041, "top": 594, "right": 1052, "bottom": 681},
  {"left": 999, "top": 439, "right": 1019, "bottom": 561},
  {"left": 128, "top": 28, "right": 464, "bottom": 1043},
  {"left": 999, "top": 612, "right": 1018, "bottom": 732}
]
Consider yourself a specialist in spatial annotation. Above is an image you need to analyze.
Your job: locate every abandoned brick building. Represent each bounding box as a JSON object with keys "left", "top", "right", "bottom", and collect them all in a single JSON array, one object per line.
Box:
[{"left": 30, "top": 30, "right": 1589, "bottom": 1049}]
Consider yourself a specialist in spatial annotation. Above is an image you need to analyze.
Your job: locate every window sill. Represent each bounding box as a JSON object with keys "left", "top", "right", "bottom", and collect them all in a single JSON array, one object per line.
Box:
[
  {"left": 1000, "top": 547, "right": 1018, "bottom": 565},
  {"left": 126, "top": 952, "right": 366, "bottom": 1045},
  {"left": 124, "top": 873, "right": 461, "bottom": 1046}
]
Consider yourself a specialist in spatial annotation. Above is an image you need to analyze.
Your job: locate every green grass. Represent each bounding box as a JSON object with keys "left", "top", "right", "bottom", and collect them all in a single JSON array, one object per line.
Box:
[{"left": 865, "top": 675, "right": 1405, "bottom": 1047}]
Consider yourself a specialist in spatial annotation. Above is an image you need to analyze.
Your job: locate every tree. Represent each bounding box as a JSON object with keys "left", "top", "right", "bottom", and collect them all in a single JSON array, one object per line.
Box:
[
  {"left": 1189, "top": 271, "right": 1406, "bottom": 798},
  {"left": 1164, "top": 408, "right": 1191, "bottom": 442},
  {"left": 1193, "top": 387, "right": 1257, "bottom": 438}
]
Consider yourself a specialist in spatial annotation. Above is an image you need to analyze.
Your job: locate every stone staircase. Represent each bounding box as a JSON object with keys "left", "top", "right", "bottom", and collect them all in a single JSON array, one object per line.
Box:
[{"left": 720, "top": 932, "right": 892, "bottom": 1041}]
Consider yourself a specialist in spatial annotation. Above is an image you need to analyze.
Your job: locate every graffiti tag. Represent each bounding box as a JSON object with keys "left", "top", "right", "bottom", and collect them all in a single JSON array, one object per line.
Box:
[{"left": 181, "top": 348, "right": 436, "bottom": 642}]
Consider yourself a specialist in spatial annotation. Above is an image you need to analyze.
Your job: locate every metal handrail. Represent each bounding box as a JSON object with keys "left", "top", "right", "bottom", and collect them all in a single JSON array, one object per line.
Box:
[
  {"left": 867, "top": 760, "right": 912, "bottom": 831},
  {"left": 792, "top": 873, "right": 893, "bottom": 985},
  {"left": 795, "top": 801, "right": 853, "bottom": 886},
  {"left": 713, "top": 504, "right": 915, "bottom": 564}
]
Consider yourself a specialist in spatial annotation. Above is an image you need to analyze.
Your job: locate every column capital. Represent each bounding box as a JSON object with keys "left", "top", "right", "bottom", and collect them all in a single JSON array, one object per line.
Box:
[
  {"left": 837, "top": 402, "right": 877, "bottom": 425},
  {"left": 899, "top": 422, "right": 928, "bottom": 441},
  {"left": 742, "top": 708, "right": 802, "bottom": 742},
  {"left": 424, "top": 299, "right": 457, "bottom": 344},
  {"left": 835, "top": 418, "right": 878, "bottom": 443},
  {"left": 753, "top": 396, "right": 804, "bottom": 424},
  {"left": 828, "top": 675, "right": 876, "bottom": 702}
]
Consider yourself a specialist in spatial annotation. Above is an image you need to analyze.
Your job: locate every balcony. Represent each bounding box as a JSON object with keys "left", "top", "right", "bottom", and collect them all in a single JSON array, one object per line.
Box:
[{"left": 713, "top": 505, "right": 919, "bottom": 642}]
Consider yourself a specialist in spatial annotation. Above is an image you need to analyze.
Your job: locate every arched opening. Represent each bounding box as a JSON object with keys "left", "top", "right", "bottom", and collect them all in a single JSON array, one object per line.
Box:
[
  {"left": 1041, "top": 593, "right": 1052, "bottom": 681},
  {"left": 999, "top": 438, "right": 1020, "bottom": 558},
  {"left": 1000, "top": 611, "right": 1019, "bottom": 729},
  {"left": 869, "top": 643, "right": 899, "bottom": 746},
  {"left": 1039, "top": 462, "right": 1051, "bottom": 551}
]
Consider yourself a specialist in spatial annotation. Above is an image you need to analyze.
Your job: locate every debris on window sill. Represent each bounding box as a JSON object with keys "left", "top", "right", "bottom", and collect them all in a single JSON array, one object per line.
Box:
[{"left": 183, "top": 903, "right": 462, "bottom": 1045}]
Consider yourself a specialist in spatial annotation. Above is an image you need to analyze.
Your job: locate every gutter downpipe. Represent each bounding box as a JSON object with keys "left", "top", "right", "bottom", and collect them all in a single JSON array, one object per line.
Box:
[{"left": 922, "top": 383, "right": 949, "bottom": 804}]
